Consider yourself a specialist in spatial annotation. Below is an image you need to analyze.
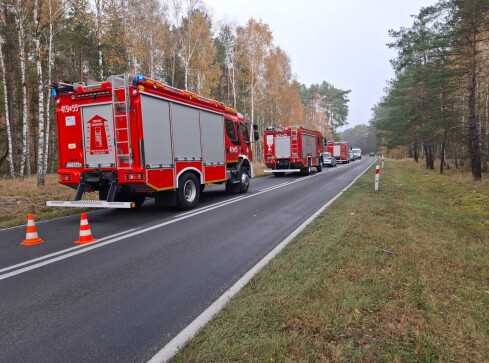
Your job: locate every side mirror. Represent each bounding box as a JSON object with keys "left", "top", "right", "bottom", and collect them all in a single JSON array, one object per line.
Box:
[{"left": 254, "top": 131, "right": 259, "bottom": 141}]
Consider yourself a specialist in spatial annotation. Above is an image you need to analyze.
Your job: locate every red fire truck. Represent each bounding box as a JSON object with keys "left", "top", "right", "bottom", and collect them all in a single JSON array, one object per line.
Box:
[
  {"left": 46, "top": 74, "right": 258, "bottom": 210},
  {"left": 327, "top": 141, "right": 350, "bottom": 163},
  {"left": 264, "top": 126, "right": 324, "bottom": 175}
]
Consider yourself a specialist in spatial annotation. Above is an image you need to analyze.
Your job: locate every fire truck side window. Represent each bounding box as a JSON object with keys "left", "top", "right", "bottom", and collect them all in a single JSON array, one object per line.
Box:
[
  {"left": 225, "top": 119, "right": 240, "bottom": 145},
  {"left": 241, "top": 122, "right": 250, "bottom": 144},
  {"left": 235, "top": 122, "right": 241, "bottom": 143}
]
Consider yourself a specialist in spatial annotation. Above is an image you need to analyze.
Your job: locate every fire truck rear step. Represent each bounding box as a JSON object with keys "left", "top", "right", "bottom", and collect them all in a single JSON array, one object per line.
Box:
[
  {"left": 263, "top": 169, "right": 301, "bottom": 173},
  {"left": 46, "top": 200, "right": 135, "bottom": 208}
]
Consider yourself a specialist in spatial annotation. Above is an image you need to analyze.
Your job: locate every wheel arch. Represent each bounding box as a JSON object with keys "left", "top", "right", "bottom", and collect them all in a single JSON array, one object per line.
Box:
[{"left": 176, "top": 167, "right": 203, "bottom": 188}]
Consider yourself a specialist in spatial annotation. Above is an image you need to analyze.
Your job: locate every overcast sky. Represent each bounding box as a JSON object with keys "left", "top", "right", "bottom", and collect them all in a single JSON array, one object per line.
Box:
[{"left": 205, "top": 0, "right": 439, "bottom": 131}]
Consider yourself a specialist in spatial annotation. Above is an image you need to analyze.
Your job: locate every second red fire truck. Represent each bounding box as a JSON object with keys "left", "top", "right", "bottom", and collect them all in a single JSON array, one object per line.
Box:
[
  {"left": 47, "top": 74, "right": 258, "bottom": 210},
  {"left": 327, "top": 141, "right": 350, "bottom": 163},
  {"left": 264, "top": 126, "right": 324, "bottom": 175}
]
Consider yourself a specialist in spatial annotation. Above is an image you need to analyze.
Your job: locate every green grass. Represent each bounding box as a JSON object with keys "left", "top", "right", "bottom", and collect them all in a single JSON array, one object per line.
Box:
[{"left": 174, "top": 159, "right": 489, "bottom": 362}]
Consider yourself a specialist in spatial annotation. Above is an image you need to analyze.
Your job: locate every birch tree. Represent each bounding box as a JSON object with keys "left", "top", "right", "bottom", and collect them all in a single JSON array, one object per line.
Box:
[
  {"left": 0, "top": 33, "right": 15, "bottom": 178},
  {"left": 34, "top": 0, "right": 46, "bottom": 186},
  {"left": 15, "top": 0, "right": 29, "bottom": 180}
]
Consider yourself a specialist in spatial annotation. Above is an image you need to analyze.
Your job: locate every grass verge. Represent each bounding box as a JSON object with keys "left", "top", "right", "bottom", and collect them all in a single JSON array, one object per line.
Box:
[{"left": 174, "top": 159, "right": 489, "bottom": 362}]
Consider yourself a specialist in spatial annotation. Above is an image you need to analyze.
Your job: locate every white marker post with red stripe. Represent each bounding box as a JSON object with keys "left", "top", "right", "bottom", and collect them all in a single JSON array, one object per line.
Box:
[
  {"left": 375, "top": 165, "right": 380, "bottom": 191},
  {"left": 382, "top": 156, "right": 385, "bottom": 168}
]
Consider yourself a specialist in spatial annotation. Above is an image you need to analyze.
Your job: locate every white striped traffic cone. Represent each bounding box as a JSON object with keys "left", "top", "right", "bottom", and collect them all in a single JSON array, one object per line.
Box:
[
  {"left": 74, "top": 213, "right": 98, "bottom": 244},
  {"left": 21, "top": 214, "right": 44, "bottom": 245}
]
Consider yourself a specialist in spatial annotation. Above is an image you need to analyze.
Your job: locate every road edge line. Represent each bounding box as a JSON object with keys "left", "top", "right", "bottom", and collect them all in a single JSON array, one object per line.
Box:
[{"left": 148, "top": 158, "right": 376, "bottom": 363}]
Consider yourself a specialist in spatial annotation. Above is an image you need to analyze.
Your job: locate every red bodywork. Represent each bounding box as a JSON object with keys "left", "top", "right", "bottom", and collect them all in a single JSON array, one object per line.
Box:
[
  {"left": 264, "top": 126, "right": 324, "bottom": 172},
  {"left": 52, "top": 74, "right": 252, "bottom": 205},
  {"left": 327, "top": 142, "right": 350, "bottom": 163}
]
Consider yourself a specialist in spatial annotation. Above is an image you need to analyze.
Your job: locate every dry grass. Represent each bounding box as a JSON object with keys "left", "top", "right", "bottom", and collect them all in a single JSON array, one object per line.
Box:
[
  {"left": 175, "top": 159, "right": 489, "bottom": 362},
  {"left": 0, "top": 174, "right": 88, "bottom": 229}
]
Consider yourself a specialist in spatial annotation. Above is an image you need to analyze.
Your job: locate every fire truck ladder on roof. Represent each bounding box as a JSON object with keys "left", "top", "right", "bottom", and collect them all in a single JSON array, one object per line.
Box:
[{"left": 110, "top": 74, "right": 133, "bottom": 169}]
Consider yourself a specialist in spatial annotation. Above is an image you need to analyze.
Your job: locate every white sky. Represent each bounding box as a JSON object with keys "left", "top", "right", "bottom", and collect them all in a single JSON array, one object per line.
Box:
[{"left": 205, "top": 0, "right": 439, "bottom": 131}]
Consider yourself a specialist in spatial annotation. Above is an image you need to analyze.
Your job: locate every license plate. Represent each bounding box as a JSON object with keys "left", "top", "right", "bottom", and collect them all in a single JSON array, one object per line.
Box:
[{"left": 65, "top": 162, "right": 82, "bottom": 168}]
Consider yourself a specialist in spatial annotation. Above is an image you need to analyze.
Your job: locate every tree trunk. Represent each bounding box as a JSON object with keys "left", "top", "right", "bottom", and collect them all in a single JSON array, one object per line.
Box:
[
  {"left": 17, "top": 1, "right": 28, "bottom": 181},
  {"left": 96, "top": 0, "right": 103, "bottom": 80},
  {"left": 440, "top": 129, "right": 447, "bottom": 174},
  {"left": 0, "top": 36, "right": 15, "bottom": 178},
  {"left": 467, "top": 18, "right": 481, "bottom": 181},
  {"left": 34, "top": 0, "right": 45, "bottom": 187},
  {"left": 413, "top": 137, "right": 419, "bottom": 163},
  {"left": 44, "top": 0, "right": 54, "bottom": 174}
]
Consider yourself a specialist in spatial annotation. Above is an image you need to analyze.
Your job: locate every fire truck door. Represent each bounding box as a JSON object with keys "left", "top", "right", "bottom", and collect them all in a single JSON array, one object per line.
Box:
[{"left": 81, "top": 103, "right": 116, "bottom": 168}]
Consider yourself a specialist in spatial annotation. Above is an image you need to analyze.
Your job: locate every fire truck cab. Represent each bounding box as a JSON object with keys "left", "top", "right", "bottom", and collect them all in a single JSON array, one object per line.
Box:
[{"left": 47, "top": 74, "right": 257, "bottom": 210}]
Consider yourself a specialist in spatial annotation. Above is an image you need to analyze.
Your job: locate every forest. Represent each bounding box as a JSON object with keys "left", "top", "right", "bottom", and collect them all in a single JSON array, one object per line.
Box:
[
  {"left": 0, "top": 0, "right": 350, "bottom": 186},
  {"left": 373, "top": 0, "right": 489, "bottom": 181}
]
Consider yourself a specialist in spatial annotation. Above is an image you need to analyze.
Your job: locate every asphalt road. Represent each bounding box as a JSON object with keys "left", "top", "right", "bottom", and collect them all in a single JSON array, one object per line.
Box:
[{"left": 0, "top": 157, "right": 375, "bottom": 363}]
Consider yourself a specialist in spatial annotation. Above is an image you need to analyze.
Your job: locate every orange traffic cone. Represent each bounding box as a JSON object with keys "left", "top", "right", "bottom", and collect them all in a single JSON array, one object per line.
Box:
[
  {"left": 21, "top": 214, "right": 44, "bottom": 245},
  {"left": 74, "top": 213, "right": 98, "bottom": 244}
]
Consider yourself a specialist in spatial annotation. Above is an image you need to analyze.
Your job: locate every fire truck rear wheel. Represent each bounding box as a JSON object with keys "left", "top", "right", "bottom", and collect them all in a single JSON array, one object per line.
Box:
[
  {"left": 317, "top": 160, "right": 323, "bottom": 172},
  {"left": 301, "top": 163, "right": 311, "bottom": 175},
  {"left": 176, "top": 172, "right": 200, "bottom": 210},
  {"left": 116, "top": 191, "right": 146, "bottom": 208}
]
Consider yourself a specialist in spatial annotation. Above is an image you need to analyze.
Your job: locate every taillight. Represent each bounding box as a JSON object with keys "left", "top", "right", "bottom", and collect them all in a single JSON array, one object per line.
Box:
[
  {"left": 60, "top": 174, "right": 72, "bottom": 181},
  {"left": 126, "top": 173, "right": 144, "bottom": 181}
]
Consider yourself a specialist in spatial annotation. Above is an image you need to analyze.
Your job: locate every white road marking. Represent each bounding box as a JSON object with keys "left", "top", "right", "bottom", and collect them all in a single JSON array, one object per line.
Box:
[
  {"left": 0, "top": 229, "right": 139, "bottom": 274},
  {"left": 148, "top": 158, "right": 376, "bottom": 363}
]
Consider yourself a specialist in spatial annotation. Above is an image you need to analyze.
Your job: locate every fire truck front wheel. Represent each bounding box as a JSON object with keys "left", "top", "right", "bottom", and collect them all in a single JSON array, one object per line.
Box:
[
  {"left": 176, "top": 172, "right": 200, "bottom": 210},
  {"left": 238, "top": 167, "right": 250, "bottom": 193},
  {"left": 225, "top": 167, "right": 250, "bottom": 194}
]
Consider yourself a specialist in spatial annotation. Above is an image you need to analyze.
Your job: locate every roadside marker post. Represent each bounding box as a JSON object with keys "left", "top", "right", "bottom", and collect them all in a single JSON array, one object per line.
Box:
[
  {"left": 382, "top": 156, "right": 385, "bottom": 168},
  {"left": 375, "top": 165, "right": 380, "bottom": 191}
]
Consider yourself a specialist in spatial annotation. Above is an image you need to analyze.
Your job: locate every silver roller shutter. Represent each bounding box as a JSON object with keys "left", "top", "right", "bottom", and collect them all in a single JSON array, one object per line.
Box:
[
  {"left": 172, "top": 103, "right": 202, "bottom": 161},
  {"left": 140, "top": 94, "right": 172, "bottom": 168},
  {"left": 275, "top": 136, "right": 291, "bottom": 158},
  {"left": 201, "top": 110, "right": 225, "bottom": 164}
]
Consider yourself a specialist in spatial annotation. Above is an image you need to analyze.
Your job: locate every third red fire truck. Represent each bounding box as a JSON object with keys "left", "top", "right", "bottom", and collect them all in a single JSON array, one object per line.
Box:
[
  {"left": 47, "top": 74, "right": 258, "bottom": 210},
  {"left": 264, "top": 126, "right": 324, "bottom": 175}
]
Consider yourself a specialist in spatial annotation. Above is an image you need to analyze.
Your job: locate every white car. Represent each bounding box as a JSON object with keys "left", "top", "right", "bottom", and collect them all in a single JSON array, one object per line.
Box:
[{"left": 352, "top": 148, "right": 362, "bottom": 159}]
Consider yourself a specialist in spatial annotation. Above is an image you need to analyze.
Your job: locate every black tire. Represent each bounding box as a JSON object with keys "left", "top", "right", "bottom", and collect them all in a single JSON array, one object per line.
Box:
[
  {"left": 116, "top": 191, "right": 146, "bottom": 208},
  {"left": 317, "top": 159, "right": 323, "bottom": 172},
  {"left": 301, "top": 161, "right": 311, "bottom": 175},
  {"left": 176, "top": 173, "right": 200, "bottom": 210},
  {"left": 226, "top": 167, "right": 250, "bottom": 193}
]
